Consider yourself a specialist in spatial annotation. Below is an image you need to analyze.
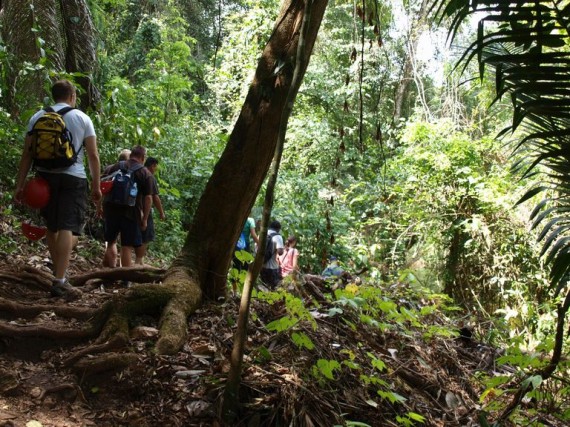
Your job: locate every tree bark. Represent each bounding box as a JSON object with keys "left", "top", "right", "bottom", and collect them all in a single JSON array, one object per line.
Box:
[
  {"left": 0, "top": 0, "right": 98, "bottom": 115},
  {"left": 1, "top": 0, "right": 52, "bottom": 115},
  {"left": 60, "top": 0, "right": 100, "bottom": 109}
]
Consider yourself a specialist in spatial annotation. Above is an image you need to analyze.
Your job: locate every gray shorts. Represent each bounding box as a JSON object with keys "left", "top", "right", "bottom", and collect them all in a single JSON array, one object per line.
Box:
[{"left": 39, "top": 172, "right": 87, "bottom": 235}]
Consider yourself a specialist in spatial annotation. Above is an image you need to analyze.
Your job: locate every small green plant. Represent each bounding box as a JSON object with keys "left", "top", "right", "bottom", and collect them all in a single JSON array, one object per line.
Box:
[
  {"left": 396, "top": 412, "right": 426, "bottom": 426},
  {"left": 291, "top": 331, "right": 315, "bottom": 350},
  {"left": 311, "top": 358, "right": 341, "bottom": 381},
  {"left": 256, "top": 289, "right": 317, "bottom": 354}
]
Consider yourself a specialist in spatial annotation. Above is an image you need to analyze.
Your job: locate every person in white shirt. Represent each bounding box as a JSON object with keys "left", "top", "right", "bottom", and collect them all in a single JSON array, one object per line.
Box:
[{"left": 15, "top": 79, "right": 101, "bottom": 300}]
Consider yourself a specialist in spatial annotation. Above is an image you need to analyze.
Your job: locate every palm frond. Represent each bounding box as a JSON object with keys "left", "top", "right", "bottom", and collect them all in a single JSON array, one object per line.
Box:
[{"left": 432, "top": 0, "right": 570, "bottom": 293}]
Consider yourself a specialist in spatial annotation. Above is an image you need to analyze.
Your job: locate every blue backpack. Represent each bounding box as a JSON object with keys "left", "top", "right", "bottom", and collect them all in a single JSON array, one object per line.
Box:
[
  {"left": 103, "top": 161, "right": 143, "bottom": 207},
  {"left": 236, "top": 232, "right": 247, "bottom": 250}
]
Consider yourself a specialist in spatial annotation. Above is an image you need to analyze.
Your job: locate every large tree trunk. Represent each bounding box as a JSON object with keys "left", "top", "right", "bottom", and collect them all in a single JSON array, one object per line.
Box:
[
  {"left": 0, "top": 0, "right": 98, "bottom": 115},
  {"left": 1, "top": 0, "right": 58, "bottom": 115},
  {"left": 60, "top": 0, "right": 100, "bottom": 109},
  {"left": 167, "top": 0, "right": 328, "bottom": 301}
]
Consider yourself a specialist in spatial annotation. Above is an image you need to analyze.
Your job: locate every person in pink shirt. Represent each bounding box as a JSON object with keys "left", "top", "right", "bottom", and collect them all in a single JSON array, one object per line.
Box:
[{"left": 278, "top": 235, "right": 299, "bottom": 279}]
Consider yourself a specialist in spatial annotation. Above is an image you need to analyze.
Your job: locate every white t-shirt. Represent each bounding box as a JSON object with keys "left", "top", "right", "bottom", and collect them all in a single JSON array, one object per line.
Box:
[
  {"left": 263, "top": 230, "right": 284, "bottom": 270},
  {"left": 27, "top": 102, "right": 96, "bottom": 179}
]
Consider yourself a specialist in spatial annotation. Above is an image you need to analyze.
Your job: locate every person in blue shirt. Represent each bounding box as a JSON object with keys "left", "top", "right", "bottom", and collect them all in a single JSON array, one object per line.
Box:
[
  {"left": 231, "top": 216, "right": 259, "bottom": 295},
  {"left": 321, "top": 255, "right": 345, "bottom": 277}
]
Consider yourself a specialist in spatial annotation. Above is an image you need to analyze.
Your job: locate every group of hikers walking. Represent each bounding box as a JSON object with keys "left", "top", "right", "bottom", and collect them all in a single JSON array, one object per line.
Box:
[
  {"left": 14, "top": 79, "right": 344, "bottom": 301},
  {"left": 14, "top": 79, "right": 165, "bottom": 300},
  {"left": 233, "top": 218, "right": 300, "bottom": 294},
  {"left": 100, "top": 147, "right": 165, "bottom": 269}
]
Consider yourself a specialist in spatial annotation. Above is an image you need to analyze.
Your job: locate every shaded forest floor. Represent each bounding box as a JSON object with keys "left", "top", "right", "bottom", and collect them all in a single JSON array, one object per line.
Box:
[{"left": 0, "top": 217, "right": 564, "bottom": 426}]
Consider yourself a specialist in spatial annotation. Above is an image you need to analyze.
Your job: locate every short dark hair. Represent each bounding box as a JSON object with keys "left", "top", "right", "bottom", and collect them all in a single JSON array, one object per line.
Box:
[
  {"left": 130, "top": 145, "right": 146, "bottom": 160},
  {"left": 52, "top": 80, "right": 75, "bottom": 102},
  {"left": 144, "top": 157, "right": 159, "bottom": 168},
  {"left": 269, "top": 220, "right": 281, "bottom": 232}
]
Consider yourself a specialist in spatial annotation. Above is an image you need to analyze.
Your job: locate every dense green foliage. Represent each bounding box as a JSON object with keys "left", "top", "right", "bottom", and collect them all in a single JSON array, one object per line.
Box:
[{"left": 0, "top": 0, "right": 568, "bottom": 423}]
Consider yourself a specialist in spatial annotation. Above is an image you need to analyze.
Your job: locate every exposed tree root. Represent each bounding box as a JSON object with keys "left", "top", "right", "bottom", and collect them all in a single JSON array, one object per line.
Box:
[
  {"left": 0, "top": 262, "right": 202, "bottom": 380},
  {"left": 72, "top": 352, "right": 140, "bottom": 377},
  {"left": 39, "top": 383, "right": 86, "bottom": 403},
  {"left": 0, "top": 265, "right": 166, "bottom": 291},
  {"left": 0, "top": 320, "right": 101, "bottom": 340},
  {"left": 70, "top": 266, "right": 166, "bottom": 287},
  {"left": 63, "top": 334, "right": 129, "bottom": 368},
  {"left": 0, "top": 297, "right": 96, "bottom": 320},
  {"left": 0, "top": 270, "right": 51, "bottom": 291},
  {"left": 155, "top": 266, "right": 203, "bottom": 355}
]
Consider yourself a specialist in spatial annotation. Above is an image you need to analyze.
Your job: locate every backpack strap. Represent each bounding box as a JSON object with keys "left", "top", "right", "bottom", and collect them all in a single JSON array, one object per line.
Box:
[
  {"left": 130, "top": 163, "right": 144, "bottom": 172},
  {"left": 119, "top": 161, "right": 144, "bottom": 173},
  {"left": 42, "top": 106, "right": 74, "bottom": 115},
  {"left": 56, "top": 106, "right": 74, "bottom": 116},
  {"left": 283, "top": 247, "right": 292, "bottom": 263}
]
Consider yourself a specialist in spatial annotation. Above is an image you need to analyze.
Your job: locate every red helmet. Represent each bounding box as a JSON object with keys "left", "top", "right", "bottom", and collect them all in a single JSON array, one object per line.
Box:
[
  {"left": 21, "top": 222, "right": 47, "bottom": 241},
  {"left": 100, "top": 180, "right": 113, "bottom": 194},
  {"left": 23, "top": 177, "right": 50, "bottom": 209}
]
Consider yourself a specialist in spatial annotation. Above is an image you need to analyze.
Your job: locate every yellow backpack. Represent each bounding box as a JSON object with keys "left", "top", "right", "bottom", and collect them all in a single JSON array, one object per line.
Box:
[{"left": 28, "top": 106, "right": 78, "bottom": 169}]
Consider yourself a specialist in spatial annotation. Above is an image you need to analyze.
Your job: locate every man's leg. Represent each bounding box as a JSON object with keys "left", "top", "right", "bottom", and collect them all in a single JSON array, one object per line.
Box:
[
  {"left": 135, "top": 214, "right": 153, "bottom": 265},
  {"left": 47, "top": 230, "right": 73, "bottom": 279},
  {"left": 52, "top": 230, "right": 74, "bottom": 280},
  {"left": 103, "top": 241, "right": 118, "bottom": 267},
  {"left": 46, "top": 230, "right": 58, "bottom": 271},
  {"left": 119, "top": 216, "right": 141, "bottom": 268},
  {"left": 121, "top": 245, "right": 134, "bottom": 267},
  {"left": 47, "top": 229, "right": 81, "bottom": 300},
  {"left": 135, "top": 243, "right": 147, "bottom": 265},
  {"left": 42, "top": 173, "right": 84, "bottom": 300}
]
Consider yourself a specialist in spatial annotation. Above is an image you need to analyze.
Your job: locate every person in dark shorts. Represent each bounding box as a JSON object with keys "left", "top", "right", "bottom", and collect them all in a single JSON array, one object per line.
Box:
[
  {"left": 102, "top": 148, "right": 131, "bottom": 268},
  {"left": 260, "top": 220, "right": 285, "bottom": 289},
  {"left": 135, "top": 157, "right": 165, "bottom": 265},
  {"left": 102, "top": 145, "right": 155, "bottom": 267},
  {"left": 14, "top": 79, "right": 101, "bottom": 300}
]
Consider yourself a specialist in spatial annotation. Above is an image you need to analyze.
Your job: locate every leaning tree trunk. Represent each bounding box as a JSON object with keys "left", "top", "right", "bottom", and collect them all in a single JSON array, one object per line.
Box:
[
  {"left": 170, "top": 0, "right": 328, "bottom": 298},
  {"left": 156, "top": 0, "right": 328, "bottom": 353}
]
